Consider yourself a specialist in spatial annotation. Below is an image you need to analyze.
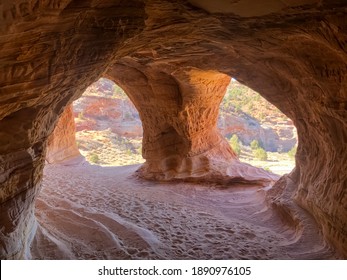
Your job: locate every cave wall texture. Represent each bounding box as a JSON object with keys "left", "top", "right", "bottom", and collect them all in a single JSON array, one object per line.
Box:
[
  {"left": 46, "top": 105, "right": 81, "bottom": 164},
  {"left": 0, "top": 0, "right": 346, "bottom": 258}
]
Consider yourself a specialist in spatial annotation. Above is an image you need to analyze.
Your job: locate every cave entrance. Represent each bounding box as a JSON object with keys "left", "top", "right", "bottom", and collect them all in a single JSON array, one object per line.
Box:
[
  {"left": 219, "top": 79, "right": 297, "bottom": 175},
  {"left": 73, "top": 78, "right": 144, "bottom": 166},
  {"left": 72, "top": 76, "right": 297, "bottom": 174},
  {"left": 36, "top": 75, "right": 301, "bottom": 260}
]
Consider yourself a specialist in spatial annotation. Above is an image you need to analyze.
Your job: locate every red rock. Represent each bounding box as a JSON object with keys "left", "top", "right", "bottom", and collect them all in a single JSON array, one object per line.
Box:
[
  {"left": 73, "top": 89, "right": 143, "bottom": 137},
  {"left": 0, "top": 0, "right": 346, "bottom": 259},
  {"left": 107, "top": 65, "right": 277, "bottom": 185},
  {"left": 46, "top": 105, "right": 82, "bottom": 164}
]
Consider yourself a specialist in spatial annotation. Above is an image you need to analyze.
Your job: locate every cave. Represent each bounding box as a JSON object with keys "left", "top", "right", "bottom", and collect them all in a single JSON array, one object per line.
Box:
[
  {"left": 0, "top": 0, "right": 346, "bottom": 259},
  {"left": 65, "top": 78, "right": 144, "bottom": 166}
]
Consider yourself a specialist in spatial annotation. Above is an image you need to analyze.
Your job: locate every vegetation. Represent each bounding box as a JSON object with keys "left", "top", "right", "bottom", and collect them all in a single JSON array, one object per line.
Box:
[
  {"left": 89, "top": 153, "right": 100, "bottom": 164},
  {"left": 253, "top": 148, "right": 268, "bottom": 161},
  {"left": 219, "top": 81, "right": 294, "bottom": 164},
  {"left": 288, "top": 145, "right": 297, "bottom": 159},
  {"left": 220, "top": 80, "right": 283, "bottom": 122},
  {"left": 250, "top": 139, "right": 260, "bottom": 150},
  {"left": 229, "top": 134, "right": 241, "bottom": 156},
  {"left": 137, "top": 144, "right": 142, "bottom": 155},
  {"left": 124, "top": 112, "right": 133, "bottom": 121},
  {"left": 77, "top": 111, "right": 84, "bottom": 119},
  {"left": 126, "top": 149, "right": 133, "bottom": 156},
  {"left": 82, "top": 78, "right": 128, "bottom": 100}
]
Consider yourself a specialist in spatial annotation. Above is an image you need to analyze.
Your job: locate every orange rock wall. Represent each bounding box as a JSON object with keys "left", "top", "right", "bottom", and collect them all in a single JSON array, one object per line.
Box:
[
  {"left": 0, "top": 0, "right": 346, "bottom": 258},
  {"left": 0, "top": 0, "right": 145, "bottom": 258},
  {"left": 46, "top": 105, "right": 81, "bottom": 164},
  {"left": 107, "top": 66, "right": 234, "bottom": 179}
]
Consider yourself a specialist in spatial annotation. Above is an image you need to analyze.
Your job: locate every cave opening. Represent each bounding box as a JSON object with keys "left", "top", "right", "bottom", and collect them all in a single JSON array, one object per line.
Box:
[
  {"left": 72, "top": 78, "right": 144, "bottom": 166},
  {"left": 68, "top": 76, "right": 298, "bottom": 177},
  {"left": 219, "top": 78, "right": 297, "bottom": 175},
  {"left": 34, "top": 72, "right": 303, "bottom": 259}
]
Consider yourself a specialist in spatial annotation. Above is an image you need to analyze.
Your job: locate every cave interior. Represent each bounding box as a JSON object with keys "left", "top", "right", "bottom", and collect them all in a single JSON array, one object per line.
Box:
[{"left": 0, "top": 0, "right": 346, "bottom": 259}]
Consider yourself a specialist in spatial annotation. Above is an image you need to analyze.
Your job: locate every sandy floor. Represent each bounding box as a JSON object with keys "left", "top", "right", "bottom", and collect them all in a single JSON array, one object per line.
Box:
[{"left": 31, "top": 162, "right": 338, "bottom": 259}]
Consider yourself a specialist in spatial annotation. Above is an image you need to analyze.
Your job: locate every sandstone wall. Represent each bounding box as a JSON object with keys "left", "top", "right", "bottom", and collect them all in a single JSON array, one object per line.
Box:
[
  {"left": 0, "top": 0, "right": 346, "bottom": 258},
  {"left": 0, "top": 0, "right": 145, "bottom": 258},
  {"left": 46, "top": 105, "right": 81, "bottom": 164},
  {"left": 106, "top": 65, "right": 276, "bottom": 185}
]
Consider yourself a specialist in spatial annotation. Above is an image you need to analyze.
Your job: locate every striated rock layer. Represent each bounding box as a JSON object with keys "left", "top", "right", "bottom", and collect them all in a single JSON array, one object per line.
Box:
[
  {"left": 0, "top": 0, "right": 146, "bottom": 259},
  {"left": 107, "top": 65, "right": 276, "bottom": 184},
  {"left": 0, "top": 0, "right": 346, "bottom": 258},
  {"left": 46, "top": 105, "right": 82, "bottom": 164}
]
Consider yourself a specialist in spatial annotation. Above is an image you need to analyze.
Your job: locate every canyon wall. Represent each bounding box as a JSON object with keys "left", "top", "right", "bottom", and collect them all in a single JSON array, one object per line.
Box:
[
  {"left": 0, "top": 0, "right": 346, "bottom": 258},
  {"left": 0, "top": 0, "right": 145, "bottom": 258},
  {"left": 46, "top": 105, "right": 81, "bottom": 164}
]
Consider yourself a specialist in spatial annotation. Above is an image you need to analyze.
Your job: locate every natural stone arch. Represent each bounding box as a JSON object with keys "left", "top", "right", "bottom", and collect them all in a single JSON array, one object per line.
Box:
[
  {"left": 107, "top": 1, "right": 347, "bottom": 255},
  {"left": 0, "top": 0, "right": 346, "bottom": 259},
  {"left": 51, "top": 78, "right": 144, "bottom": 166},
  {"left": 106, "top": 63, "right": 276, "bottom": 185}
]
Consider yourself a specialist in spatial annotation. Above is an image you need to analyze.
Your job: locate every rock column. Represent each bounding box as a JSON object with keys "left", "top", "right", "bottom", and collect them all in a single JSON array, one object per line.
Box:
[{"left": 107, "top": 63, "right": 276, "bottom": 184}]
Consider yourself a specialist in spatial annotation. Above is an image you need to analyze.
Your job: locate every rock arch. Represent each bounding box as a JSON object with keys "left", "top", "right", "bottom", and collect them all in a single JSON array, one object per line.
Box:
[
  {"left": 0, "top": 0, "right": 346, "bottom": 258},
  {"left": 106, "top": 64, "right": 275, "bottom": 184}
]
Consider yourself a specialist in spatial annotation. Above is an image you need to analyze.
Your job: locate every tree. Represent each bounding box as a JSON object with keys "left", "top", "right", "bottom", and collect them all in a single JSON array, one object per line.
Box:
[
  {"left": 89, "top": 153, "right": 100, "bottom": 164},
  {"left": 288, "top": 145, "right": 297, "bottom": 159},
  {"left": 253, "top": 148, "right": 268, "bottom": 161},
  {"left": 229, "top": 134, "right": 241, "bottom": 155},
  {"left": 250, "top": 139, "right": 260, "bottom": 150}
]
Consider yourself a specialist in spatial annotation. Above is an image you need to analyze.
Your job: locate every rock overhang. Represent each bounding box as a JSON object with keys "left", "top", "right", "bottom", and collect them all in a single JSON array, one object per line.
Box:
[{"left": 0, "top": 0, "right": 346, "bottom": 258}]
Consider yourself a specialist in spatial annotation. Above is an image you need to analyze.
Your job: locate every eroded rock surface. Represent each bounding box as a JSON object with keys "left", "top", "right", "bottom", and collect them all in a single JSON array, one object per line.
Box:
[
  {"left": 46, "top": 105, "right": 82, "bottom": 164},
  {"left": 218, "top": 111, "right": 296, "bottom": 152},
  {"left": 107, "top": 65, "right": 276, "bottom": 184},
  {"left": 73, "top": 86, "right": 142, "bottom": 137},
  {"left": 0, "top": 0, "right": 145, "bottom": 258},
  {"left": 0, "top": 0, "right": 346, "bottom": 258}
]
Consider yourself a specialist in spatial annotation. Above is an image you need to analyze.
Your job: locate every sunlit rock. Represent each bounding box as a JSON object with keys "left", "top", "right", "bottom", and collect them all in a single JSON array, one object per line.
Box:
[{"left": 0, "top": 0, "right": 346, "bottom": 258}]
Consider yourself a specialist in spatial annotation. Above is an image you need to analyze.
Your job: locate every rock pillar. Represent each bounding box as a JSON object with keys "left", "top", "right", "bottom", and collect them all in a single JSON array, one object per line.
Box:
[{"left": 107, "top": 63, "right": 276, "bottom": 184}]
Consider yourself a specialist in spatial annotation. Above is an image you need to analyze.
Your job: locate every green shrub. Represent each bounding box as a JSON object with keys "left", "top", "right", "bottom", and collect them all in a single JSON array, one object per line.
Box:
[
  {"left": 229, "top": 134, "right": 241, "bottom": 156},
  {"left": 77, "top": 111, "right": 84, "bottom": 119},
  {"left": 288, "top": 145, "right": 297, "bottom": 159},
  {"left": 253, "top": 148, "right": 268, "bottom": 161},
  {"left": 89, "top": 153, "right": 99, "bottom": 163},
  {"left": 250, "top": 139, "right": 260, "bottom": 150},
  {"left": 124, "top": 112, "right": 132, "bottom": 120}
]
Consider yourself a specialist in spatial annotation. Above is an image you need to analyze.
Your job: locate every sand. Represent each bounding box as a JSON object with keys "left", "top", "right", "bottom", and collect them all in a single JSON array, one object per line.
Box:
[{"left": 31, "top": 162, "right": 338, "bottom": 259}]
